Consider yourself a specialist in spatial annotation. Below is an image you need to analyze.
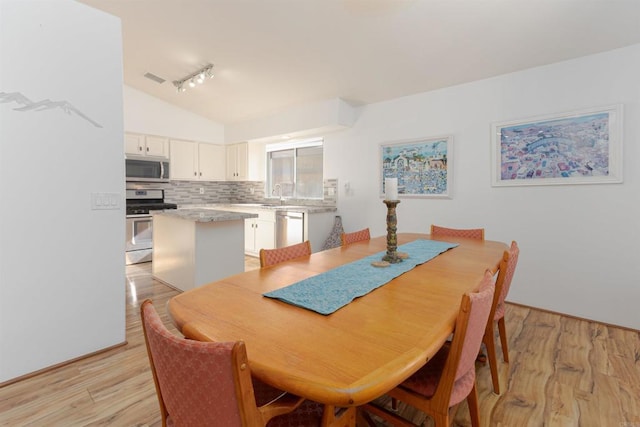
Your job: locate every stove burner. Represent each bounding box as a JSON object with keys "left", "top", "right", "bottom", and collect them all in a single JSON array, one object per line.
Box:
[
  {"left": 125, "top": 188, "right": 176, "bottom": 216},
  {"left": 126, "top": 202, "right": 177, "bottom": 215}
]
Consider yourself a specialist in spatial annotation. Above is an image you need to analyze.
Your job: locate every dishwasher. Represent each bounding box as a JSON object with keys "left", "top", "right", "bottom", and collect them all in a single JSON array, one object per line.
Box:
[{"left": 276, "top": 211, "right": 304, "bottom": 248}]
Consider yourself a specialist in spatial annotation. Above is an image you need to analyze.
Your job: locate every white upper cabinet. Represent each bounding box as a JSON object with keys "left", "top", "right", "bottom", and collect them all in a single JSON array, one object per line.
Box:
[
  {"left": 125, "top": 133, "right": 169, "bottom": 158},
  {"left": 169, "top": 139, "right": 197, "bottom": 180},
  {"left": 198, "top": 143, "right": 226, "bottom": 181},
  {"left": 170, "top": 139, "right": 225, "bottom": 181},
  {"left": 226, "top": 142, "right": 248, "bottom": 180}
]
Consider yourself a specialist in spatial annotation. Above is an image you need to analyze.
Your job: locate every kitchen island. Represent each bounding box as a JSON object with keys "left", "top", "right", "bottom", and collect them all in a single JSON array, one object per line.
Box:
[{"left": 152, "top": 208, "right": 257, "bottom": 292}]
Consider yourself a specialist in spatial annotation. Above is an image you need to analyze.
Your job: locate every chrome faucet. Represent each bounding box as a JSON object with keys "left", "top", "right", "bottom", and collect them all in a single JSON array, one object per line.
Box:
[{"left": 273, "top": 184, "right": 285, "bottom": 205}]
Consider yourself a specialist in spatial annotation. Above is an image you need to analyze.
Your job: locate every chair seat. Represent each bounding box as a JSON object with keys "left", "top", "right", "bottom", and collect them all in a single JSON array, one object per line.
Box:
[
  {"left": 253, "top": 378, "right": 324, "bottom": 426},
  {"left": 253, "top": 378, "right": 287, "bottom": 406},
  {"left": 266, "top": 400, "right": 324, "bottom": 427},
  {"left": 165, "top": 379, "right": 326, "bottom": 427},
  {"left": 400, "top": 343, "right": 476, "bottom": 407}
]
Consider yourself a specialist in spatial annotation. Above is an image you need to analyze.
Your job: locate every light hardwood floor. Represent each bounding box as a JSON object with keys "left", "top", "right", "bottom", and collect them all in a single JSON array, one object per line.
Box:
[{"left": 0, "top": 260, "right": 638, "bottom": 427}]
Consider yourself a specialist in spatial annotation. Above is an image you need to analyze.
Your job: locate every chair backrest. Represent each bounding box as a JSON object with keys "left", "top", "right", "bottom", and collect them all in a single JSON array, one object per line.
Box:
[
  {"left": 341, "top": 228, "right": 371, "bottom": 246},
  {"left": 430, "top": 224, "right": 485, "bottom": 240},
  {"left": 259, "top": 241, "right": 312, "bottom": 268},
  {"left": 141, "top": 300, "right": 261, "bottom": 427},
  {"left": 494, "top": 241, "right": 520, "bottom": 319},
  {"left": 434, "top": 270, "right": 495, "bottom": 406}
]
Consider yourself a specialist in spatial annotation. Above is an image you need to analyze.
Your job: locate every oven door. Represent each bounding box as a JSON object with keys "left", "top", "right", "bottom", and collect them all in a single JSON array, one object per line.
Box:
[{"left": 126, "top": 215, "right": 153, "bottom": 264}]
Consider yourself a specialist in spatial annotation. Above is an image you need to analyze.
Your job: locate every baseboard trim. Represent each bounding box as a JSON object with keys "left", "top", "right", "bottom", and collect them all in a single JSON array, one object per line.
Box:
[
  {"left": 506, "top": 301, "right": 639, "bottom": 333},
  {"left": 0, "top": 340, "right": 128, "bottom": 388}
]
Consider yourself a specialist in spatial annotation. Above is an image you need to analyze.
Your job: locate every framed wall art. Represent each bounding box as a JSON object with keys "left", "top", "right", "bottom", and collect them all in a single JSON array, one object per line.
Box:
[
  {"left": 380, "top": 135, "right": 453, "bottom": 198},
  {"left": 491, "top": 104, "right": 623, "bottom": 187}
]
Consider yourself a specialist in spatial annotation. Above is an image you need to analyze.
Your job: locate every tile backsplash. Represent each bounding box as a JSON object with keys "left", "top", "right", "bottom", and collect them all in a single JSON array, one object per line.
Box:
[{"left": 127, "top": 179, "right": 337, "bottom": 207}]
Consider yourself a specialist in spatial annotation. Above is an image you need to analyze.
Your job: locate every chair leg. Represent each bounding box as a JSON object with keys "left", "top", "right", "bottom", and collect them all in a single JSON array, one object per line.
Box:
[
  {"left": 432, "top": 411, "right": 450, "bottom": 427},
  {"left": 483, "top": 330, "right": 501, "bottom": 394},
  {"left": 467, "top": 382, "right": 480, "bottom": 427},
  {"left": 498, "top": 317, "right": 509, "bottom": 363},
  {"left": 360, "top": 403, "right": 416, "bottom": 427},
  {"left": 357, "top": 407, "right": 378, "bottom": 427},
  {"left": 321, "top": 405, "right": 356, "bottom": 427}
]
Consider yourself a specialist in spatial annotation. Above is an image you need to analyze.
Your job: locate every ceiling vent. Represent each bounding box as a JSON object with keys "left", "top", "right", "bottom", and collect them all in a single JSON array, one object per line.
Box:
[{"left": 144, "top": 72, "right": 166, "bottom": 84}]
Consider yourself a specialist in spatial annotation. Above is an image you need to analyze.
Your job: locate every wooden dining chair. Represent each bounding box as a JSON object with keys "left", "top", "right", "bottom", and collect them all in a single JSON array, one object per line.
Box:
[
  {"left": 259, "top": 241, "right": 312, "bottom": 268},
  {"left": 483, "top": 240, "right": 520, "bottom": 394},
  {"left": 430, "top": 224, "right": 485, "bottom": 240},
  {"left": 361, "top": 269, "right": 496, "bottom": 427},
  {"left": 340, "top": 228, "right": 371, "bottom": 246},
  {"left": 141, "top": 299, "right": 354, "bottom": 427}
]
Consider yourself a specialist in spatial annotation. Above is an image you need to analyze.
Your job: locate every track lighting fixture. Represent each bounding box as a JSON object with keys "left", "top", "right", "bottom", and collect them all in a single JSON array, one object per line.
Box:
[{"left": 173, "top": 64, "right": 214, "bottom": 93}]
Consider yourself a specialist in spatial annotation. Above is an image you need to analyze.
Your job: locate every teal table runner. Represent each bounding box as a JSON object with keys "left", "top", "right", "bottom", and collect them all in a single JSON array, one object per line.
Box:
[{"left": 263, "top": 239, "right": 458, "bottom": 315}]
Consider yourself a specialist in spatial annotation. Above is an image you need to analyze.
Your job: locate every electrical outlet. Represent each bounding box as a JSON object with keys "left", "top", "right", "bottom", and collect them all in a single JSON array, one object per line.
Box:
[
  {"left": 328, "top": 187, "right": 335, "bottom": 196},
  {"left": 250, "top": 187, "right": 255, "bottom": 194},
  {"left": 199, "top": 187, "right": 205, "bottom": 194}
]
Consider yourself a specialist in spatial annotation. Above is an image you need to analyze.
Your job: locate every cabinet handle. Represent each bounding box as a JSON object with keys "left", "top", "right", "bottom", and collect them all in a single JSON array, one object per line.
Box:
[
  {"left": 146, "top": 146, "right": 149, "bottom": 152},
  {"left": 194, "top": 172, "right": 197, "bottom": 176},
  {"left": 139, "top": 146, "right": 142, "bottom": 151},
  {"left": 199, "top": 172, "right": 202, "bottom": 176}
]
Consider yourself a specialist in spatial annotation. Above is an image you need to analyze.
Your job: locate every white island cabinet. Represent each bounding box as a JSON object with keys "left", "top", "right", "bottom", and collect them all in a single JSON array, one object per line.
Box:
[{"left": 152, "top": 209, "right": 257, "bottom": 292}]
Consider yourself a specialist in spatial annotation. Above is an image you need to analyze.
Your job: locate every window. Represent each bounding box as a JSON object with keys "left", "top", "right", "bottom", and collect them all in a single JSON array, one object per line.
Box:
[{"left": 266, "top": 138, "right": 323, "bottom": 200}]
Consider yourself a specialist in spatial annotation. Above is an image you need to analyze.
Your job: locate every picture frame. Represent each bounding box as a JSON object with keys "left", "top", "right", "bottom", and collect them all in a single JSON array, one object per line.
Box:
[
  {"left": 380, "top": 135, "right": 453, "bottom": 198},
  {"left": 491, "top": 104, "right": 623, "bottom": 187}
]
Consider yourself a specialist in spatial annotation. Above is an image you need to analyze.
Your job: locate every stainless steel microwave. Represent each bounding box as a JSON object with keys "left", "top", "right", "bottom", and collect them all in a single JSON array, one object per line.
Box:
[{"left": 125, "top": 156, "right": 170, "bottom": 182}]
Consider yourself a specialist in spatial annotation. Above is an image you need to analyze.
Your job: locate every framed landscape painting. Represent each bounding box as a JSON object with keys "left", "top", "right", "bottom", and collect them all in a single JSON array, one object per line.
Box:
[
  {"left": 491, "top": 105, "right": 623, "bottom": 187},
  {"left": 380, "top": 135, "right": 452, "bottom": 198}
]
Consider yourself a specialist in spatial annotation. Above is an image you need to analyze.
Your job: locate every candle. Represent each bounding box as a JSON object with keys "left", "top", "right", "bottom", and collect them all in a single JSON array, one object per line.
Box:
[{"left": 385, "top": 177, "right": 398, "bottom": 200}]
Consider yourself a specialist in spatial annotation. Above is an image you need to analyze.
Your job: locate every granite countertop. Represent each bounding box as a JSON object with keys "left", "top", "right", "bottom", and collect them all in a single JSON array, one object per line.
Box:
[
  {"left": 178, "top": 203, "right": 337, "bottom": 214},
  {"left": 152, "top": 208, "right": 258, "bottom": 223}
]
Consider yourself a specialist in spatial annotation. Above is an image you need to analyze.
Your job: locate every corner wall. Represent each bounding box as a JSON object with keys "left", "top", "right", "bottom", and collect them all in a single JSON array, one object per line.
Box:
[
  {"left": 323, "top": 45, "right": 640, "bottom": 330},
  {"left": 124, "top": 86, "right": 225, "bottom": 143},
  {"left": 0, "top": 0, "right": 125, "bottom": 382}
]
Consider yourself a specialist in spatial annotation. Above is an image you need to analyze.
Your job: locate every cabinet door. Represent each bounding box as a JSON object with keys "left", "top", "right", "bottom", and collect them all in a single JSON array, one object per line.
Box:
[
  {"left": 125, "top": 133, "right": 144, "bottom": 155},
  {"left": 226, "top": 145, "right": 237, "bottom": 180},
  {"left": 170, "top": 139, "right": 198, "bottom": 180},
  {"left": 235, "top": 142, "right": 248, "bottom": 180},
  {"left": 226, "top": 142, "right": 249, "bottom": 180},
  {"left": 254, "top": 219, "right": 275, "bottom": 251},
  {"left": 198, "top": 143, "right": 226, "bottom": 181},
  {"left": 145, "top": 136, "right": 169, "bottom": 158},
  {"left": 244, "top": 219, "right": 256, "bottom": 254}
]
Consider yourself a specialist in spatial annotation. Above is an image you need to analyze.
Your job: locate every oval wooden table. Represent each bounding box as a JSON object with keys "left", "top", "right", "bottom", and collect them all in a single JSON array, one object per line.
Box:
[{"left": 168, "top": 233, "right": 507, "bottom": 418}]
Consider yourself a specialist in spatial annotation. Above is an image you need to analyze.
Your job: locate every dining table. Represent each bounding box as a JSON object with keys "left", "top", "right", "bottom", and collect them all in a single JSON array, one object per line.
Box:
[{"left": 167, "top": 232, "right": 507, "bottom": 423}]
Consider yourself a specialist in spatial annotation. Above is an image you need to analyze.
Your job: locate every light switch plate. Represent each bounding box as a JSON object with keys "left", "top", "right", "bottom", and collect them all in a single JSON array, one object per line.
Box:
[{"left": 91, "top": 192, "right": 120, "bottom": 210}]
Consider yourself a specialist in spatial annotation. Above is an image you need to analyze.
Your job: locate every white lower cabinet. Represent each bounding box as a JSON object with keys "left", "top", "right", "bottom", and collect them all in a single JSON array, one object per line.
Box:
[{"left": 244, "top": 210, "right": 276, "bottom": 256}]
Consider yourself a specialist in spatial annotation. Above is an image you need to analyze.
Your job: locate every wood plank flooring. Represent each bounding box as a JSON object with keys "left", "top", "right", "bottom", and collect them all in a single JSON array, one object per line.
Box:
[{"left": 0, "top": 260, "right": 638, "bottom": 426}]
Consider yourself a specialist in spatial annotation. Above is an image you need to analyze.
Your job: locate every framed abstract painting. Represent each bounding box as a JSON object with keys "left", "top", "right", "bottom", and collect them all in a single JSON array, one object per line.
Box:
[
  {"left": 380, "top": 135, "right": 453, "bottom": 198},
  {"left": 491, "top": 105, "right": 623, "bottom": 186}
]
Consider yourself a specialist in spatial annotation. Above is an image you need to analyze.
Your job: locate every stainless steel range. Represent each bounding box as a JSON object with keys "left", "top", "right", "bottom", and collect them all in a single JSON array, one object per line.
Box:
[{"left": 125, "top": 189, "right": 177, "bottom": 265}]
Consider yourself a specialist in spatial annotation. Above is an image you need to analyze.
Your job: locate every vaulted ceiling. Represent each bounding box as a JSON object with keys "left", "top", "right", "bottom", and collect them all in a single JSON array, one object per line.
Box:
[{"left": 78, "top": 0, "right": 640, "bottom": 125}]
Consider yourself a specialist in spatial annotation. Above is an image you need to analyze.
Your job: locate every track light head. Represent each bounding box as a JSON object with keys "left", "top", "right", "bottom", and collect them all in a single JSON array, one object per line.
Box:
[{"left": 172, "top": 64, "right": 214, "bottom": 93}]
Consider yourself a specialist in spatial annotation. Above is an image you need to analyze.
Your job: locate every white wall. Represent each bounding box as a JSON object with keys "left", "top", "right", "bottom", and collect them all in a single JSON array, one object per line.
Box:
[
  {"left": 124, "top": 85, "right": 225, "bottom": 143},
  {"left": 225, "top": 97, "right": 356, "bottom": 143},
  {"left": 322, "top": 45, "right": 640, "bottom": 330},
  {"left": 0, "top": 0, "right": 125, "bottom": 383}
]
